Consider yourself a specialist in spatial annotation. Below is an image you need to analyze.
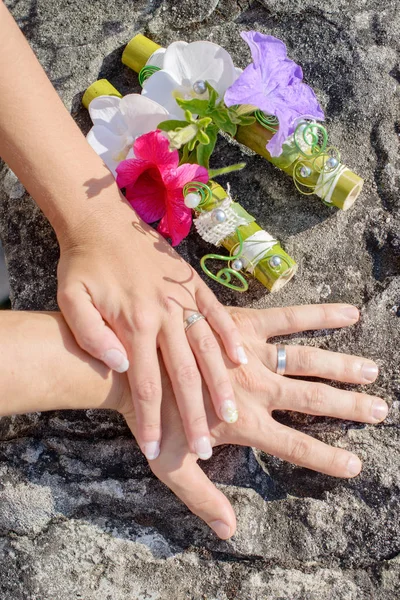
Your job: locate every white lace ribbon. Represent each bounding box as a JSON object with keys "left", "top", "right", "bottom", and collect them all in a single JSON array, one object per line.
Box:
[{"left": 194, "top": 198, "right": 252, "bottom": 246}]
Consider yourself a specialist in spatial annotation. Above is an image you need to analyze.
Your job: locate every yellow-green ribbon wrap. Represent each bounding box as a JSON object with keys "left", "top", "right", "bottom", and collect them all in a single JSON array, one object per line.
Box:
[
  {"left": 199, "top": 182, "right": 297, "bottom": 292},
  {"left": 123, "top": 34, "right": 363, "bottom": 211}
]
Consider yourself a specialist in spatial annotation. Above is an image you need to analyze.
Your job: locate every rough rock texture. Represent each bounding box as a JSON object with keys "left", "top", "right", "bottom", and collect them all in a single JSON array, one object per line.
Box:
[{"left": 0, "top": 0, "right": 399, "bottom": 598}]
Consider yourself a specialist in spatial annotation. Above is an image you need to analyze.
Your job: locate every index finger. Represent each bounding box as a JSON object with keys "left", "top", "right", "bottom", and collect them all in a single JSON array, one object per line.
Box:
[{"left": 248, "top": 304, "right": 360, "bottom": 340}]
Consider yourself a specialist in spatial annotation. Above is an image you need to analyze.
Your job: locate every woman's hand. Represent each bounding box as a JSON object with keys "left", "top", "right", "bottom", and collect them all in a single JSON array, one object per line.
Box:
[
  {"left": 118, "top": 303, "right": 387, "bottom": 539},
  {"left": 57, "top": 199, "right": 245, "bottom": 462},
  {"left": 0, "top": 4, "right": 244, "bottom": 464}
]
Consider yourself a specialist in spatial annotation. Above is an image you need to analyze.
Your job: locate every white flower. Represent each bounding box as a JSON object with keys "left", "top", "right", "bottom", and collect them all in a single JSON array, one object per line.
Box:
[
  {"left": 86, "top": 94, "right": 171, "bottom": 176},
  {"left": 142, "top": 41, "right": 239, "bottom": 118}
]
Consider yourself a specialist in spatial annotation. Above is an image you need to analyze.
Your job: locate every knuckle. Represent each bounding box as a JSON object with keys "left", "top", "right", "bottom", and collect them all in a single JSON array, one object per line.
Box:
[
  {"left": 196, "top": 334, "right": 219, "bottom": 354},
  {"left": 159, "top": 295, "right": 179, "bottom": 316},
  {"left": 57, "top": 287, "right": 75, "bottom": 308},
  {"left": 281, "top": 306, "right": 300, "bottom": 330},
  {"left": 175, "top": 364, "right": 201, "bottom": 386},
  {"left": 135, "top": 380, "right": 161, "bottom": 404},
  {"left": 296, "top": 347, "right": 317, "bottom": 373},
  {"left": 286, "top": 437, "right": 311, "bottom": 465},
  {"left": 188, "top": 414, "right": 208, "bottom": 429},
  {"left": 304, "top": 384, "right": 325, "bottom": 413},
  {"left": 230, "top": 310, "right": 252, "bottom": 330},
  {"left": 202, "top": 299, "right": 223, "bottom": 319},
  {"left": 125, "top": 307, "right": 156, "bottom": 335}
]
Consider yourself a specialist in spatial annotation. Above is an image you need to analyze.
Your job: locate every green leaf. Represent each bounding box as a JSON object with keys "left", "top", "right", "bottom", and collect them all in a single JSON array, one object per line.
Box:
[
  {"left": 176, "top": 97, "right": 210, "bottom": 116},
  {"left": 157, "top": 119, "right": 189, "bottom": 132},
  {"left": 196, "top": 125, "right": 218, "bottom": 168},
  {"left": 208, "top": 163, "right": 246, "bottom": 178},
  {"left": 197, "top": 129, "right": 210, "bottom": 145}
]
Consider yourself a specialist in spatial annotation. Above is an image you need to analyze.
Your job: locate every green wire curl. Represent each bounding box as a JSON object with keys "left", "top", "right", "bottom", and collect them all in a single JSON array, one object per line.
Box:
[
  {"left": 138, "top": 65, "right": 161, "bottom": 87},
  {"left": 254, "top": 110, "right": 279, "bottom": 132},
  {"left": 200, "top": 229, "right": 249, "bottom": 292}
]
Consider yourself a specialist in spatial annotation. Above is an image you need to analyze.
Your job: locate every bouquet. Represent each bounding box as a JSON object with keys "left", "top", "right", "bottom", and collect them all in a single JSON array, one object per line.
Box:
[{"left": 120, "top": 31, "right": 363, "bottom": 210}]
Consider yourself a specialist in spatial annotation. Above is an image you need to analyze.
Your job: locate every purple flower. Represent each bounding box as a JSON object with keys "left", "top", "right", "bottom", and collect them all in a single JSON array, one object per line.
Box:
[{"left": 224, "top": 31, "right": 325, "bottom": 157}]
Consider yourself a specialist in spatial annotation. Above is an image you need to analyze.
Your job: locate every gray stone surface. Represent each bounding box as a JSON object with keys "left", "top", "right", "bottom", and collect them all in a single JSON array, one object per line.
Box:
[{"left": 0, "top": 0, "right": 399, "bottom": 597}]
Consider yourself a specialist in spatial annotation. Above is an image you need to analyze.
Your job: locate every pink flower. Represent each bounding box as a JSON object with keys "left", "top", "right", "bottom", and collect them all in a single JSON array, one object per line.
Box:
[{"left": 116, "top": 130, "right": 208, "bottom": 246}]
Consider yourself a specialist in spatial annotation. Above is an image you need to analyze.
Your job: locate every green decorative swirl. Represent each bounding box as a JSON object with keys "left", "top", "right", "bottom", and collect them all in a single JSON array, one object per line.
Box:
[
  {"left": 200, "top": 229, "right": 249, "bottom": 292},
  {"left": 138, "top": 65, "right": 161, "bottom": 87},
  {"left": 254, "top": 110, "right": 279, "bottom": 132},
  {"left": 292, "top": 121, "right": 342, "bottom": 202},
  {"left": 183, "top": 181, "right": 213, "bottom": 211},
  {"left": 293, "top": 121, "right": 328, "bottom": 158}
]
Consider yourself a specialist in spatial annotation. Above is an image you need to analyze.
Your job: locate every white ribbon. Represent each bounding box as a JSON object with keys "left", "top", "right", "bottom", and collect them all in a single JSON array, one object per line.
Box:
[{"left": 239, "top": 230, "right": 277, "bottom": 274}]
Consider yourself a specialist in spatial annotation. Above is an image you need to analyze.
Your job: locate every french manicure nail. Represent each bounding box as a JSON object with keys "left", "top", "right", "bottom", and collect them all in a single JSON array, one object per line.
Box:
[
  {"left": 347, "top": 455, "right": 361, "bottom": 477},
  {"left": 143, "top": 441, "right": 160, "bottom": 461},
  {"left": 237, "top": 346, "right": 248, "bottom": 365},
  {"left": 221, "top": 400, "right": 239, "bottom": 424},
  {"left": 371, "top": 400, "right": 388, "bottom": 422},
  {"left": 102, "top": 349, "right": 130, "bottom": 373},
  {"left": 194, "top": 436, "right": 213, "bottom": 460},
  {"left": 361, "top": 362, "right": 379, "bottom": 382},
  {"left": 340, "top": 306, "right": 359, "bottom": 321},
  {"left": 209, "top": 520, "right": 231, "bottom": 539}
]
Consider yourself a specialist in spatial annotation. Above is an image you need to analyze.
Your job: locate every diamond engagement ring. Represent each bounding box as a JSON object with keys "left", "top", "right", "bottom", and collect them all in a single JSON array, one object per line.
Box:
[
  {"left": 184, "top": 312, "right": 206, "bottom": 333},
  {"left": 276, "top": 344, "right": 287, "bottom": 376}
]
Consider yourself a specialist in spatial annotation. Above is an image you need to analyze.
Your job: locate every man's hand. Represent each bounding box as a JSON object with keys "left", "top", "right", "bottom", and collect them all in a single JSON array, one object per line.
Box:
[{"left": 118, "top": 303, "right": 386, "bottom": 539}]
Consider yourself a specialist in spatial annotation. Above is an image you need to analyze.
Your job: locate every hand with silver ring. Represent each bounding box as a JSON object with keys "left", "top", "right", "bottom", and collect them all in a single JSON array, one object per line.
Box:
[{"left": 0, "top": 304, "right": 388, "bottom": 539}]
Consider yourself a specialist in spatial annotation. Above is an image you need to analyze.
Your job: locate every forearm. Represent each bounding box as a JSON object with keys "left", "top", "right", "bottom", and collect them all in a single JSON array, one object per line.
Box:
[
  {"left": 0, "top": 2, "right": 132, "bottom": 240},
  {"left": 0, "top": 311, "right": 122, "bottom": 415}
]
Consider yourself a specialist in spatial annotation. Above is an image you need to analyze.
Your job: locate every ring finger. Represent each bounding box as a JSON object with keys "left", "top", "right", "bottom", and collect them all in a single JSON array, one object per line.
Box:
[{"left": 263, "top": 344, "right": 379, "bottom": 385}]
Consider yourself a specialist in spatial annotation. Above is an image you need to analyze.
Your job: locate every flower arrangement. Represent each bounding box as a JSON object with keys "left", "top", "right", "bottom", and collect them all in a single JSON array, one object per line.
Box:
[
  {"left": 82, "top": 27, "right": 363, "bottom": 293},
  {"left": 121, "top": 31, "right": 364, "bottom": 210}
]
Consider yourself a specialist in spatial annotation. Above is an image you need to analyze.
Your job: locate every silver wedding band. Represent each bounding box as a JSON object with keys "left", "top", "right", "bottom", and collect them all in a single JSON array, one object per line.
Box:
[
  {"left": 276, "top": 344, "right": 286, "bottom": 376},
  {"left": 184, "top": 312, "right": 206, "bottom": 333}
]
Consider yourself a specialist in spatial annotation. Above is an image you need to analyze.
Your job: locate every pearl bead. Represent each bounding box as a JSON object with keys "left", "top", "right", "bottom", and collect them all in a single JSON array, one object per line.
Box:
[
  {"left": 211, "top": 208, "right": 227, "bottom": 224},
  {"left": 300, "top": 166, "right": 312, "bottom": 178},
  {"left": 193, "top": 80, "right": 207, "bottom": 95},
  {"left": 269, "top": 255, "right": 282, "bottom": 268},
  {"left": 184, "top": 192, "right": 201, "bottom": 209},
  {"left": 326, "top": 157, "right": 339, "bottom": 169},
  {"left": 231, "top": 259, "right": 243, "bottom": 271}
]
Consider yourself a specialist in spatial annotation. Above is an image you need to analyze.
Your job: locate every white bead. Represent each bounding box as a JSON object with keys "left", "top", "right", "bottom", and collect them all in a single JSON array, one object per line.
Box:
[
  {"left": 300, "top": 166, "right": 312, "bottom": 178},
  {"left": 193, "top": 80, "right": 207, "bottom": 95},
  {"left": 184, "top": 192, "right": 201, "bottom": 209},
  {"left": 326, "top": 157, "right": 339, "bottom": 169},
  {"left": 232, "top": 259, "right": 243, "bottom": 271},
  {"left": 269, "top": 255, "right": 282, "bottom": 268},
  {"left": 211, "top": 208, "right": 227, "bottom": 224}
]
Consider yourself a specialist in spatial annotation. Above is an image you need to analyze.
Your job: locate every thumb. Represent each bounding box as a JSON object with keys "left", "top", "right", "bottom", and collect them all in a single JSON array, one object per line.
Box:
[
  {"left": 153, "top": 455, "right": 237, "bottom": 540},
  {"left": 58, "top": 282, "right": 129, "bottom": 373}
]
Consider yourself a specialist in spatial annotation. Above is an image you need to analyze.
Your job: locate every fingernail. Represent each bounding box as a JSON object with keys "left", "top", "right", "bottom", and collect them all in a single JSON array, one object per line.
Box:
[
  {"left": 143, "top": 441, "right": 160, "bottom": 461},
  {"left": 209, "top": 520, "right": 231, "bottom": 539},
  {"left": 221, "top": 400, "right": 239, "bottom": 424},
  {"left": 237, "top": 346, "right": 248, "bottom": 365},
  {"left": 340, "top": 306, "right": 359, "bottom": 320},
  {"left": 102, "top": 349, "right": 129, "bottom": 373},
  {"left": 194, "top": 436, "right": 213, "bottom": 460},
  {"left": 347, "top": 455, "right": 362, "bottom": 477},
  {"left": 371, "top": 400, "right": 388, "bottom": 422},
  {"left": 361, "top": 362, "right": 379, "bottom": 382}
]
